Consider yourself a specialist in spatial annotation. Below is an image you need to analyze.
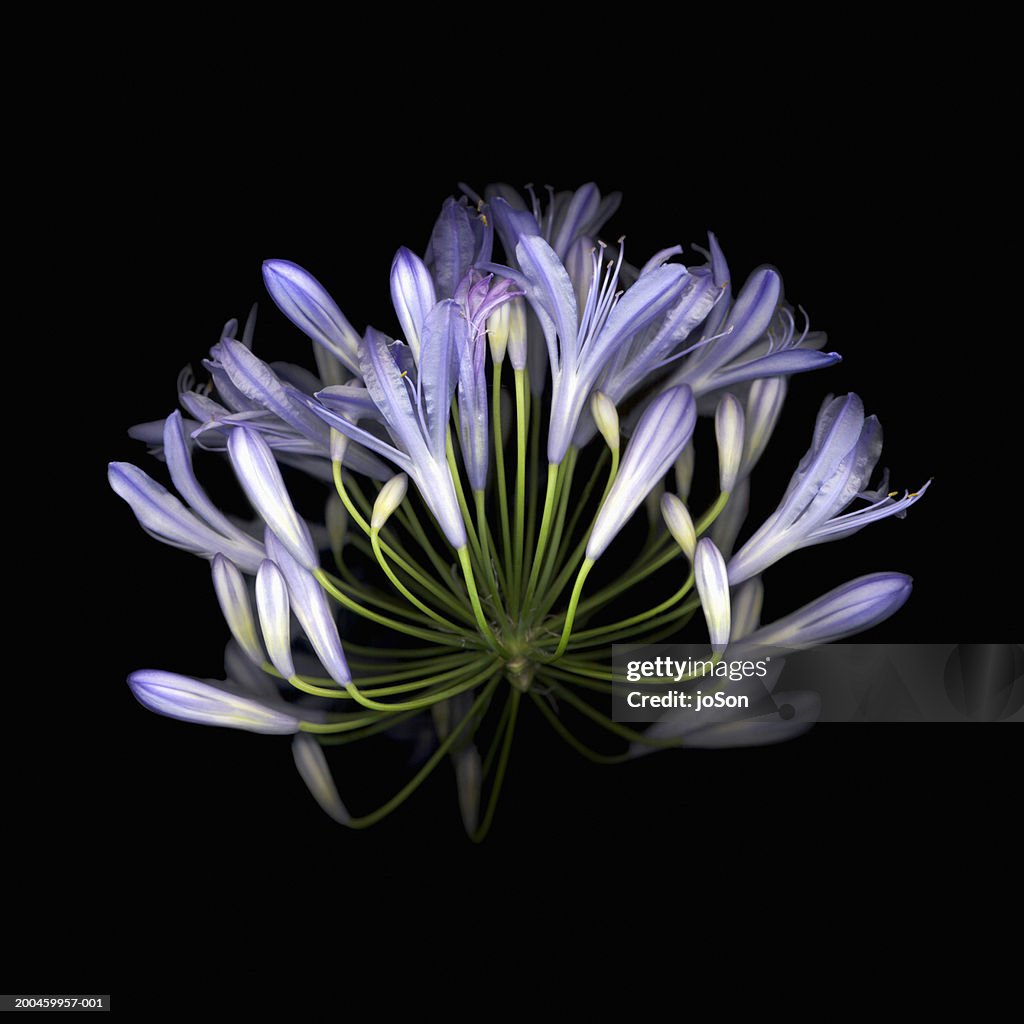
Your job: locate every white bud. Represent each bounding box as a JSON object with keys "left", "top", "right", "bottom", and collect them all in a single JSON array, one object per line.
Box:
[
  {"left": 591, "top": 391, "right": 620, "bottom": 453},
  {"left": 505, "top": 298, "right": 528, "bottom": 370},
  {"left": 487, "top": 301, "right": 510, "bottom": 364},
  {"left": 330, "top": 427, "right": 349, "bottom": 464},
  {"left": 674, "top": 444, "right": 695, "bottom": 500},
  {"left": 211, "top": 554, "right": 264, "bottom": 666},
  {"left": 660, "top": 493, "right": 696, "bottom": 560},
  {"left": 292, "top": 734, "right": 350, "bottom": 824},
  {"left": 715, "top": 393, "right": 745, "bottom": 493},
  {"left": 694, "top": 538, "right": 731, "bottom": 656},
  {"left": 255, "top": 559, "right": 295, "bottom": 679},
  {"left": 371, "top": 473, "right": 409, "bottom": 530},
  {"left": 325, "top": 493, "right": 348, "bottom": 565}
]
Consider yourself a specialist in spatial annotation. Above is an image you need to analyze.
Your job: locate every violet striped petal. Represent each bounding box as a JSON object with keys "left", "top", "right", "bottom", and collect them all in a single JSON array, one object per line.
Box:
[
  {"left": 265, "top": 530, "right": 350, "bottom": 687},
  {"left": 715, "top": 393, "right": 745, "bottom": 493},
  {"left": 587, "top": 386, "right": 697, "bottom": 560},
  {"left": 128, "top": 669, "right": 299, "bottom": 734},
  {"left": 736, "top": 573, "right": 913, "bottom": 650},
  {"left": 390, "top": 247, "right": 437, "bottom": 361},
  {"left": 212, "top": 554, "right": 264, "bottom": 666},
  {"left": 695, "top": 539, "right": 731, "bottom": 656},
  {"left": 227, "top": 427, "right": 318, "bottom": 571},
  {"left": 255, "top": 559, "right": 295, "bottom": 679},
  {"left": 262, "top": 260, "right": 362, "bottom": 375},
  {"left": 108, "top": 462, "right": 264, "bottom": 572}
]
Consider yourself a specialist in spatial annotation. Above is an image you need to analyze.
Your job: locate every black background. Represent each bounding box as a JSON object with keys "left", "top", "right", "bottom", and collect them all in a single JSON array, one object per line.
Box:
[{"left": 19, "top": 109, "right": 1019, "bottom": 994}]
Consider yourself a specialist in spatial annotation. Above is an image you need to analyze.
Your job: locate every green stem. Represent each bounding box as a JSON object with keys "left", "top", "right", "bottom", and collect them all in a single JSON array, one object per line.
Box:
[
  {"left": 535, "top": 447, "right": 577, "bottom": 602},
  {"left": 530, "top": 691, "right": 630, "bottom": 765},
  {"left": 315, "top": 570, "right": 482, "bottom": 647},
  {"left": 333, "top": 462, "right": 467, "bottom": 618},
  {"left": 512, "top": 369, "right": 529, "bottom": 604},
  {"left": 537, "top": 445, "right": 619, "bottom": 619},
  {"left": 523, "top": 462, "right": 560, "bottom": 612},
  {"left": 370, "top": 528, "right": 462, "bottom": 630},
  {"left": 395, "top": 503, "right": 461, "bottom": 599},
  {"left": 569, "top": 572, "right": 695, "bottom": 641},
  {"left": 457, "top": 546, "right": 500, "bottom": 649},
  {"left": 446, "top": 430, "right": 485, "bottom": 573},
  {"left": 471, "top": 688, "right": 520, "bottom": 843},
  {"left": 547, "top": 558, "right": 595, "bottom": 659},
  {"left": 341, "top": 673, "right": 502, "bottom": 829},
  {"left": 553, "top": 447, "right": 609, "bottom": 567},
  {"left": 493, "top": 360, "right": 514, "bottom": 583},
  {"left": 346, "top": 659, "right": 499, "bottom": 714},
  {"left": 475, "top": 489, "right": 509, "bottom": 627}
]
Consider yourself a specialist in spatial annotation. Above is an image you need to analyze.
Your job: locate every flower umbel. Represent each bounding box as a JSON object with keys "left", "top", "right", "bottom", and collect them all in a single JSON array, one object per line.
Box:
[{"left": 110, "top": 181, "right": 928, "bottom": 839}]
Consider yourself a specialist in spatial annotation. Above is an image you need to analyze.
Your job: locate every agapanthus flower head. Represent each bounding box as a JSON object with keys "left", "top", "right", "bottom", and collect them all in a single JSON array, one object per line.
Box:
[{"left": 111, "top": 180, "right": 927, "bottom": 839}]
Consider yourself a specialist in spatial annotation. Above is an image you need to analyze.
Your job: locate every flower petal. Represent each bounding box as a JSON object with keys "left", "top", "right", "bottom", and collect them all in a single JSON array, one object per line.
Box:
[
  {"left": 390, "top": 247, "right": 437, "bottom": 361},
  {"left": 292, "top": 734, "right": 351, "bottom": 824},
  {"left": 587, "top": 386, "right": 696, "bottom": 560},
  {"left": 265, "top": 530, "right": 350, "bottom": 687},
  {"left": 228, "top": 427, "right": 318, "bottom": 571},
  {"left": 255, "top": 559, "right": 295, "bottom": 679},
  {"left": 212, "top": 554, "right": 264, "bottom": 666},
  {"left": 695, "top": 539, "right": 731, "bottom": 655},
  {"left": 108, "top": 462, "right": 264, "bottom": 571},
  {"left": 262, "top": 260, "right": 362, "bottom": 375},
  {"left": 128, "top": 669, "right": 299, "bottom": 734}
]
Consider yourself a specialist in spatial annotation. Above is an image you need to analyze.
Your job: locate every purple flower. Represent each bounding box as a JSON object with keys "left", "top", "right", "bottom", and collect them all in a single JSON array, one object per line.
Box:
[
  {"left": 587, "top": 386, "right": 697, "bottom": 560},
  {"left": 128, "top": 669, "right": 300, "bottom": 734},
  {"left": 109, "top": 413, "right": 265, "bottom": 572},
  {"left": 733, "top": 573, "right": 913, "bottom": 651},
  {"left": 227, "top": 427, "right": 319, "bottom": 571},
  {"left": 491, "top": 231, "right": 693, "bottom": 464},
  {"left": 664, "top": 235, "right": 840, "bottom": 397},
  {"left": 310, "top": 303, "right": 470, "bottom": 549},
  {"left": 728, "top": 393, "right": 930, "bottom": 583},
  {"left": 263, "top": 260, "right": 363, "bottom": 375}
]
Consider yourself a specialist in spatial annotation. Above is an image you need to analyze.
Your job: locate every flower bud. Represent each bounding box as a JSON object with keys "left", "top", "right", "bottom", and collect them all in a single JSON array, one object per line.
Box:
[
  {"left": 211, "top": 554, "right": 264, "bottom": 667},
  {"left": 695, "top": 538, "right": 731, "bottom": 656},
  {"left": 591, "top": 391, "right": 619, "bottom": 453},
  {"left": 715, "top": 393, "right": 745, "bottom": 493},
  {"left": 660, "top": 492, "right": 696, "bottom": 560},
  {"left": 371, "top": 473, "right": 409, "bottom": 530}
]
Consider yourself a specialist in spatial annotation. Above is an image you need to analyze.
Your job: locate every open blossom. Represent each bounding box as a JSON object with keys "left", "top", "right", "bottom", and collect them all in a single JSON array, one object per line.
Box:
[
  {"left": 111, "top": 180, "right": 927, "bottom": 838},
  {"left": 729, "top": 393, "right": 929, "bottom": 583},
  {"left": 489, "top": 227, "right": 696, "bottom": 464},
  {"left": 309, "top": 303, "right": 470, "bottom": 549}
]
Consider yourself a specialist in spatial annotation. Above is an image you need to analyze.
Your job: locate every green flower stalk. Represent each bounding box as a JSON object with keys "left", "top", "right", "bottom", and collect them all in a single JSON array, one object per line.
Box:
[{"left": 110, "top": 182, "right": 928, "bottom": 839}]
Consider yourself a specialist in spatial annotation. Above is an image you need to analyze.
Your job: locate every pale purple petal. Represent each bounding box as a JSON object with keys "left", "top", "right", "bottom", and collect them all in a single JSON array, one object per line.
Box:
[
  {"left": 108, "top": 462, "right": 264, "bottom": 572},
  {"left": 736, "top": 573, "right": 913, "bottom": 650},
  {"left": 390, "top": 247, "right": 437, "bottom": 361},
  {"left": 695, "top": 539, "right": 731, "bottom": 655},
  {"left": 212, "top": 554, "right": 264, "bottom": 666},
  {"left": 128, "top": 669, "right": 300, "bottom": 734},
  {"left": 255, "top": 559, "right": 295, "bottom": 679},
  {"left": 587, "top": 386, "right": 697, "bottom": 560},
  {"left": 227, "top": 427, "right": 318, "bottom": 571},
  {"left": 265, "top": 531, "right": 351, "bottom": 687},
  {"left": 262, "top": 260, "right": 362, "bottom": 375}
]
